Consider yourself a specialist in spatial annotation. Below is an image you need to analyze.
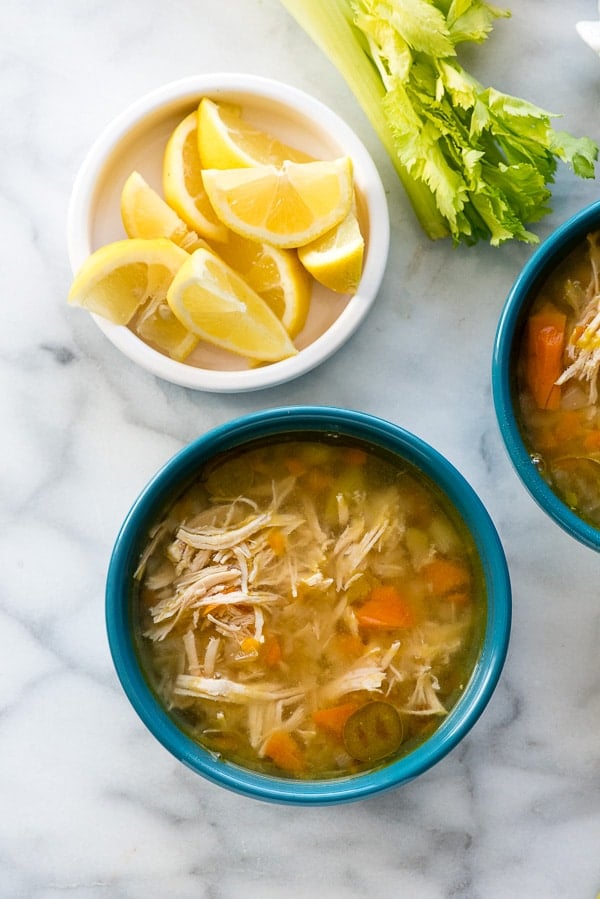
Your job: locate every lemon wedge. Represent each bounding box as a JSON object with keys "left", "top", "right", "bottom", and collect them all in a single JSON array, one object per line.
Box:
[
  {"left": 202, "top": 157, "right": 354, "bottom": 248},
  {"left": 166, "top": 248, "right": 298, "bottom": 362},
  {"left": 197, "top": 97, "right": 313, "bottom": 169},
  {"left": 215, "top": 232, "right": 311, "bottom": 337},
  {"left": 134, "top": 295, "right": 199, "bottom": 362},
  {"left": 68, "top": 237, "right": 197, "bottom": 360},
  {"left": 297, "top": 206, "right": 365, "bottom": 294},
  {"left": 163, "top": 111, "right": 228, "bottom": 242},
  {"left": 120, "top": 171, "right": 208, "bottom": 252},
  {"left": 68, "top": 238, "right": 189, "bottom": 325}
]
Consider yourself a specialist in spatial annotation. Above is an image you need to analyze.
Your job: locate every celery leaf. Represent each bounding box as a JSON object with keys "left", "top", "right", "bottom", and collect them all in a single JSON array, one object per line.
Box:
[{"left": 280, "top": 0, "right": 598, "bottom": 246}]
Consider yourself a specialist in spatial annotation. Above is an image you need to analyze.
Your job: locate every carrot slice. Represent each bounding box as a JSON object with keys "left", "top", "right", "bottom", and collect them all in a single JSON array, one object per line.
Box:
[
  {"left": 267, "top": 529, "right": 286, "bottom": 556},
  {"left": 355, "top": 584, "right": 414, "bottom": 629},
  {"left": 583, "top": 429, "right": 600, "bottom": 452},
  {"left": 343, "top": 447, "right": 368, "bottom": 465},
  {"left": 553, "top": 409, "right": 585, "bottom": 444},
  {"left": 262, "top": 636, "right": 282, "bottom": 667},
  {"left": 285, "top": 457, "right": 306, "bottom": 476},
  {"left": 447, "top": 591, "right": 470, "bottom": 605},
  {"left": 422, "top": 559, "right": 471, "bottom": 597},
  {"left": 333, "top": 632, "right": 365, "bottom": 658},
  {"left": 525, "top": 303, "right": 567, "bottom": 410},
  {"left": 263, "top": 730, "right": 304, "bottom": 774},
  {"left": 307, "top": 469, "right": 334, "bottom": 491},
  {"left": 313, "top": 703, "right": 359, "bottom": 740}
]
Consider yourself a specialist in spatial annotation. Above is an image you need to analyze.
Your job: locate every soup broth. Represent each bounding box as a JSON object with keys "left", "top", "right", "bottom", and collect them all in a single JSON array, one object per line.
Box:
[
  {"left": 133, "top": 437, "right": 486, "bottom": 779},
  {"left": 516, "top": 230, "right": 600, "bottom": 528}
]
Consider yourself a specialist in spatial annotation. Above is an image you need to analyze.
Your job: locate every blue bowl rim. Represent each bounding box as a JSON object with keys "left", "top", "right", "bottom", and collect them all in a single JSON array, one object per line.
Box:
[
  {"left": 492, "top": 200, "right": 600, "bottom": 552},
  {"left": 106, "top": 405, "right": 511, "bottom": 805}
]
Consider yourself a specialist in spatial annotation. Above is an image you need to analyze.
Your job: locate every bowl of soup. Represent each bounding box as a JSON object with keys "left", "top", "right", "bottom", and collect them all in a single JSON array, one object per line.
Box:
[
  {"left": 66, "top": 73, "right": 389, "bottom": 392},
  {"left": 493, "top": 200, "right": 600, "bottom": 551},
  {"left": 106, "top": 406, "right": 511, "bottom": 804}
]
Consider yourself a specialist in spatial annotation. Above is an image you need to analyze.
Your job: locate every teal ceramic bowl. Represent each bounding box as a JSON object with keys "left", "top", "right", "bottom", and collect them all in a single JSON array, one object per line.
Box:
[
  {"left": 493, "top": 200, "right": 600, "bottom": 552},
  {"left": 106, "top": 406, "right": 511, "bottom": 804}
]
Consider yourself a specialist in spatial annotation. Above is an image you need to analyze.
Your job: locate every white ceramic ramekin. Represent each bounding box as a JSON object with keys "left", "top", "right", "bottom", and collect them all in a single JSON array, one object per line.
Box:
[{"left": 67, "top": 73, "right": 390, "bottom": 392}]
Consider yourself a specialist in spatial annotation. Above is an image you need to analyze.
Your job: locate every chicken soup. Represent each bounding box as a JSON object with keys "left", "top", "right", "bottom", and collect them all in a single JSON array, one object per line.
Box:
[
  {"left": 133, "top": 437, "right": 486, "bottom": 779},
  {"left": 516, "top": 230, "right": 600, "bottom": 529}
]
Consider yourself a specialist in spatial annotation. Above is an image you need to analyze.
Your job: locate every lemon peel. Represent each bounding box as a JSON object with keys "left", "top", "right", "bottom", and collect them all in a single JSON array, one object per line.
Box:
[
  {"left": 163, "top": 111, "right": 229, "bottom": 242},
  {"left": 197, "top": 97, "right": 313, "bottom": 169}
]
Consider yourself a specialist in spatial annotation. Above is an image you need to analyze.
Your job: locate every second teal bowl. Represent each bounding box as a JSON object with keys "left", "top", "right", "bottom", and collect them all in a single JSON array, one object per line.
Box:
[{"left": 493, "top": 200, "right": 600, "bottom": 552}]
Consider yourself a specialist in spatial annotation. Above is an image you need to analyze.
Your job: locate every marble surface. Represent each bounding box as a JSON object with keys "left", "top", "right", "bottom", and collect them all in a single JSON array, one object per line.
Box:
[{"left": 3, "top": 1, "right": 600, "bottom": 896}]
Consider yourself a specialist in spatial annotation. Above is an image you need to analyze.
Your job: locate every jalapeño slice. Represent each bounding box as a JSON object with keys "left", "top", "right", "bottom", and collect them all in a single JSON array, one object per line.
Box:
[{"left": 343, "top": 701, "right": 403, "bottom": 762}]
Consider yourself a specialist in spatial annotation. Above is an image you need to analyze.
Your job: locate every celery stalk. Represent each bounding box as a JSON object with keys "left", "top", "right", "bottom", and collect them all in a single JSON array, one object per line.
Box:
[
  {"left": 280, "top": 0, "right": 449, "bottom": 239},
  {"left": 280, "top": 0, "right": 598, "bottom": 247}
]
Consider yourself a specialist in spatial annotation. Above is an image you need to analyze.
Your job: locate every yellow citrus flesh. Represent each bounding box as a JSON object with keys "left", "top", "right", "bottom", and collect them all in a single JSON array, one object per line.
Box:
[
  {"left": 68, "top": 238, "right": 189, "bottom": 325},
  {"left": 297, "top": 206, "right": 365, "bottom": 294},
  {"left": 163, "top": 111, "right": 229, "bottom": 242},
  {"left": 120, "top": 171, "right": 208, "bottom": 252},
  {"left": 197, "top": 97, "right": 313, "bottom": 169},
  {"left": 214, "top": 232, "right": 310, "bottom": 337},
  {"left": 134, "top": 296, "right": 199, "bottom": 362},
  {"left": 167, "top": 248, "right": 298, "bottom": 362},
  {"left": 202, "top": 157, "right": 354, "bottom": 249}
]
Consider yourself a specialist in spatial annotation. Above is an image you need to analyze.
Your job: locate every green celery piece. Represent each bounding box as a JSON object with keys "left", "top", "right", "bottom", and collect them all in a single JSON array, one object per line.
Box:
[
  {"left": 473, "top": 90, "right": 561, "bottom": 180},
  {"left": 353, "top": 8, "right": 413, "bottom": 83},
  {"left": 551, "top": 132, "right": 598, "bottom": 180},
  {"left": 469, "top": 192, "right": 534, "bottom": 245},
  {"left": 482, "top": 161, "right": 551, "bottom": 222},
  {"left": 353, "top": 0, "right": 553, "bottom": 246},
  {"left": 367, "top": 0, "right": 456, "bottom": 58},
  {"left": 397, "top": 64, "right": 556, "bottom": 245},
  {"left": 394, "top": 59, "right": 478, "bottom": 230},
  {"left": 476, "top": 90, "right": 597, "bottom": 179},
  {"left": 437, "top": 59, "right": 478, "bottom": 110},
  {"left": 386, "top": 105, "right": 469, "bottom": 227},
  {"left": 444, "top": 0, "right": 511, "bottom": 45}
]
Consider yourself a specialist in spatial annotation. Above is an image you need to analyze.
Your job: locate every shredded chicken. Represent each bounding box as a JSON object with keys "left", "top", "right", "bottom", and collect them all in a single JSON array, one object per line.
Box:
[
  {"left": 203, "top": 636, "right": 220, "bottom": 677},
  {"left": 182, "top": 629, "right": 201, "bottom": 676},
  {"left": 403, "top": 668, "right": 448, "bottom": 716},
  {"left": 134, "top": 522, "right": 170, "bottom": 580},
  {"left": 174, "top": 675, "right": 304, "bottom": 704},
  {"left": 556, "top": 231, "right": 600, "bottom": 402},
  {"left": 319, "top": 658, "right": 386, "bottom": 704}
]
